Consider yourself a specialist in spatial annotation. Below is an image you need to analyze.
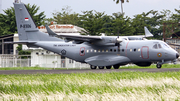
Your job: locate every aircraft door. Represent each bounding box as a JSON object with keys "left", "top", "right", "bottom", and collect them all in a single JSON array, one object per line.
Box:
[
  {"left": 80, "top": 47, "right": 85, "bottom": 56},
  {"left": 141, "top": 46, "right": 149, "bottom": 59}
]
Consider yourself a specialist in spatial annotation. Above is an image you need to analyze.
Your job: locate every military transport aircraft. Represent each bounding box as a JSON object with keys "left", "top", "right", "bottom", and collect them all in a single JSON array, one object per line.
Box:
[{"left": 12, "top": 1, "right": 179, "bottom": 69}]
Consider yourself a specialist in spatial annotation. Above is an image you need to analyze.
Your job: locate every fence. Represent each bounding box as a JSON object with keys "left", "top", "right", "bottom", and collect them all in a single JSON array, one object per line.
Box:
[{"left": 0, "top": 54, "right": 90, "bottom": 69}]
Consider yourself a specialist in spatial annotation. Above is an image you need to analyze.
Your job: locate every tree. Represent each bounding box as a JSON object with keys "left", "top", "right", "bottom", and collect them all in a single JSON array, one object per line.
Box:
[
  {"left": 110, "top": 12, "right": 134, "bottom": 36},
  {"left": 0, "top": 7, "right": 16, "bottom": 36},
  {"left": 53, "top": 6, "right": 81, "bottom": 26},
  {"left": 131, "top": 10, "right": 165, "bottom": 39},
  {"left": 113, "top": 0, "right": 129, "bottom": 14},
  {"left": 101, "top": 15, "right": 114, "bottom": 34},
  {"left": 80, "top": 10, "right": 105, "bottom": 35},
  {"left": 0, "top": 4, "right": 46, "bottom": 36},
  {"left": 16, "top": 44, "right": 31, "bottom": 58},
  {"left": 42, "top": 18, "right": 54, "bottom": 25}
]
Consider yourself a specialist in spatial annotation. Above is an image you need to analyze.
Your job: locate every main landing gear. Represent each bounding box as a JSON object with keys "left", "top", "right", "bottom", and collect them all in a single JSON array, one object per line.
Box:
[
  {"left": 90, "top": 65, "right": 107, "bottom": 69},
  {"left": 90, "top": 65, "right": 97, "bottom": 69},
  {"left": 106, "top": 66, "right": 111, "bottom": 69},
  {"left": 90, "top": 65, "right": 120, "bottom": 69},
  {"left": 113, "top": 65, "right": 119, "bottom": 69},
  {"left": 156, "top": 64, "right": 162, "bottom": 69},
  {"left": 98, "top": 66, "right": 105, "bottom": 69}
]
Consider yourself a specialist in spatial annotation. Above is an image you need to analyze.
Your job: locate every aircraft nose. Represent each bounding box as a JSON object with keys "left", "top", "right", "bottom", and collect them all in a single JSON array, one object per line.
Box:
[{"left": 176, "top": 53, "right": 179, "bottom": 59}]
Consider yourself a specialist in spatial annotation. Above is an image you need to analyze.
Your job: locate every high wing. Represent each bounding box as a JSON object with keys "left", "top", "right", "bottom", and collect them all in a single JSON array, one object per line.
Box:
[
  {"left": 85, "top": 55, "right": 131, "bottom": 66},
  {"left": 58, "top": 35, "right": 102, "bottom": 42},
  {"left": 45, "top": 24, "right": 102, "bottom": 42},
  {"left": 46, "top": 25, "right": 153, "bottom": 44}
]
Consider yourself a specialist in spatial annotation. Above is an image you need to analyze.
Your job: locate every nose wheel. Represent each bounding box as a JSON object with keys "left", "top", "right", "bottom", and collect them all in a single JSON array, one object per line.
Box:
[{"left": 156, "top": 64, "right": 162, "bottom": 69}]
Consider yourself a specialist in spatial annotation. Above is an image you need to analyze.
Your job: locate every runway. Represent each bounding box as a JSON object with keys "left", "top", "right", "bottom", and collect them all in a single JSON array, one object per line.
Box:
[{"left": 0, "top": 68, "right": 180, "bottom": 74}]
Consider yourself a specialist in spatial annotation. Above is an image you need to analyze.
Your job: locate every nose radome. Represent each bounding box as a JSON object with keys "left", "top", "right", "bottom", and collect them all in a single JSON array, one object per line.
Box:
[{"left": 176, "top": 53, "right": 179, "bottom": 59}]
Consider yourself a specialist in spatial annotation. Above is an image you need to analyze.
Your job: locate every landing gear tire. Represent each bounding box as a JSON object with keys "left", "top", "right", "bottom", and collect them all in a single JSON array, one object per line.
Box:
[
  {"left": 99, "top": 66, "right": 105, "bottom": 69},
  {"left": 90, "top": 65, "right": 97, "bottom": 69},
  {"left": 113, "top": 65, "right": 119, "bottom": 69},
  {"left": 106, "top": 66, "right": 111, "bottom": 69},
  {"left": 156, "top": 64, "right": 162, "bottom": 69}
]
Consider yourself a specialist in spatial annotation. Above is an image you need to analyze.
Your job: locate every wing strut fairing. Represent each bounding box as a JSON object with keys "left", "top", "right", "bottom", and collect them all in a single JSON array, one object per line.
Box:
[{"left": 85, "top": 55, "right": 131, "bottom": 66}]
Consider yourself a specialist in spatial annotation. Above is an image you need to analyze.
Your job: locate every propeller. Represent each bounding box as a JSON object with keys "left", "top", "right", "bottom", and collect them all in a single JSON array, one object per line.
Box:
[{"left": 115, "top": 30, "right": 122, "bottom": 52}]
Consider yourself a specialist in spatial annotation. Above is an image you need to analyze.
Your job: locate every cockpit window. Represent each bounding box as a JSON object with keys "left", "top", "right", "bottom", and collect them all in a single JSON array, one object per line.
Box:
[
  {"left": 153, "top": 44, "right": 158, "bottom": 49},
  {"left": 153, "top": 42, "right": 171, "bottom": 49},
  {"left": 153, "top": 44, "right": 162, "bottom": 49},
  {"left": 158, "top": 44, "right": 162, "bottom": 48}
]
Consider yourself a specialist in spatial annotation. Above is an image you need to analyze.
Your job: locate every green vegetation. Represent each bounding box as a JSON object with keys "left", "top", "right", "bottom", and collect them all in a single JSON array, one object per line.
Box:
[
  {"left": 0, "top": 3, "right": 45, "bottom": 36},
  {"left": 0, "top": 72, "right": 180, "bottom": 100},
  {"left": 120, "top": 64, "right": 180, "bottom": 69},
  {"left": 1, "top": 2, "right": 180, "bottom": 40},
  {"left": 0, "top": 64, "right": 180, "bottom": 70}
]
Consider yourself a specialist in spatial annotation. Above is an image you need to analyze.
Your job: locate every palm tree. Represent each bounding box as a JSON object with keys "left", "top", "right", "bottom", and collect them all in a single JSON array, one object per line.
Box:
[{"left": 113, "top": 0, "right": 129, "bottom": 14}]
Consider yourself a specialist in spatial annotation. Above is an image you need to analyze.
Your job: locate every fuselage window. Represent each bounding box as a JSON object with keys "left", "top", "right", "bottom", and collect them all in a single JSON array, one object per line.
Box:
[
  {"left": 98, "top": 49, "right": 101, "bottom": 52},
  {"left": 94, "top": 50, "right": 97, "bottom": 53},
  {"left": 122, "top": 49, "right": 124, "bottom": 52},
  {"left": 114, "top": 49, "right": 116, "bottom": 52},
  {"left": 138, "top": 49, "right": 141, "bottom": 51},
  {"left": 134, "top": 49, "right": 136, "bottom": 52},
  {"left": 110, "top": 49, "right": 112, "bottom": 52},
  {"left": 106, "top": 49, "right": 108, "bottom": 52},
  {"left": 87, "top": 50, "right": 89, "bottom": 53},
  {"left": 102, "top": 50, "right": 104, "bottom": 52},
  {"left": 130, "top": 49, "right": 132, "bottom": 52},
  {"left": 91, "top": 49, "right": 93, "bottom": 52}
]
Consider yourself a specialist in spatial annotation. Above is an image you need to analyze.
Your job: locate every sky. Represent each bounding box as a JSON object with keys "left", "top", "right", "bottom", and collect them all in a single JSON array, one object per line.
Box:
[{"left": 1, "top": 0, "right": 180, "bottom": 18}]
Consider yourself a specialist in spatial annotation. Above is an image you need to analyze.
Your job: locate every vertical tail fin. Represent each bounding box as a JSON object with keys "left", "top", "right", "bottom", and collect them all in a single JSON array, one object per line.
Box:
[
  {"left": 14, "top": 2, "right": 38, "bottom": 40},
  {"left": 13, "top": 1, "right": 62, "bottom": 41}
]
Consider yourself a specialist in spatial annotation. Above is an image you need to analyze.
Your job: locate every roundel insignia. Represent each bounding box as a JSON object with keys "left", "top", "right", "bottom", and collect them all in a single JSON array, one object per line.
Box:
[
  {"left": 61, "top": 49, "right": 66, "bottom": 55},
  {"left": 157, "top": 53, "right": 162, "bottom": 57}
]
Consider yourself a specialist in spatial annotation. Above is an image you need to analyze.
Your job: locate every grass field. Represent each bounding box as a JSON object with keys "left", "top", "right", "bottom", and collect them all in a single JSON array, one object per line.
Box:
[
  {"left": 0, "top": 64, "right": 180, "bottom": 70},
  {"left": 0, "top": 71, "right": 180, "bottom": 100}
]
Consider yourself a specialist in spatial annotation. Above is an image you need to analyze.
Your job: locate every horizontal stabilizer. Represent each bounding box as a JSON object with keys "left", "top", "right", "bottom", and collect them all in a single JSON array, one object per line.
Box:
[
  {"left": 4, "top": 41, "right": 36, "bottom": 44},
  {"left": 45, "top": 25, "right": 57, "bottom": 37}
]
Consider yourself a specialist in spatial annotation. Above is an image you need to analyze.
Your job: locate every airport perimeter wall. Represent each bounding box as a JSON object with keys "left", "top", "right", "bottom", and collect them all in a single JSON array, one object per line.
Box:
[{"left": 0, "top": 54, "right": 90, "bottom": 69}]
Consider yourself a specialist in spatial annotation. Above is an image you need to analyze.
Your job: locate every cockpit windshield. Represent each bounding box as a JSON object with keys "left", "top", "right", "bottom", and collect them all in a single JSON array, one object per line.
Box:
[
  {"left": 153, "top": 44, "right": 162, "bottom": 49},
  {"left": 153, "top": 42, "right": 170, "bottom": 49},
  {"left": 162, "top": 43, "right": 170, "bottom": 48}
]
